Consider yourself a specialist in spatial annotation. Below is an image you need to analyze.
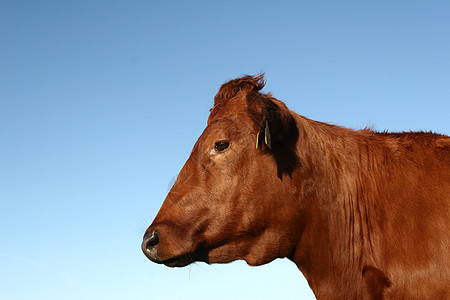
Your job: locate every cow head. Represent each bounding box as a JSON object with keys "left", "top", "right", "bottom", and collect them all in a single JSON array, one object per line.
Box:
[{"left": 142, "top": 75, "right": 301, "bottom": 267}]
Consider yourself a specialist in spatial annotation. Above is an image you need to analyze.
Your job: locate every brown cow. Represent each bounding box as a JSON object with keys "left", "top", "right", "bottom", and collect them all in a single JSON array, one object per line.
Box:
[{"left": 142, "top": 75, "right": 450, "bottom": 299}]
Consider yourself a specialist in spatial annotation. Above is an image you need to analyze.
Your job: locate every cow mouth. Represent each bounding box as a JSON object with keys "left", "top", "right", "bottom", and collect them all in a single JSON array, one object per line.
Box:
[{"left": 160, "top": 254, "right": 195, "bottom": 267}]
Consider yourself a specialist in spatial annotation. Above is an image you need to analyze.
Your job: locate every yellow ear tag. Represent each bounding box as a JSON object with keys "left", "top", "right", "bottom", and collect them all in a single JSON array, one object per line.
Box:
[
  {"left": 264, "top": 120, "right": 272, "bottom": 149},
  {"left": 256, "top": 132, "right": 262, "bottom": 150}
]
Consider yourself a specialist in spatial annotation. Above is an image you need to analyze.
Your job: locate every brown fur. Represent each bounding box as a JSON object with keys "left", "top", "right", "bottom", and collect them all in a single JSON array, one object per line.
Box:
[{"left": 143, "top": 75, "right": 450, "bottom": 299}]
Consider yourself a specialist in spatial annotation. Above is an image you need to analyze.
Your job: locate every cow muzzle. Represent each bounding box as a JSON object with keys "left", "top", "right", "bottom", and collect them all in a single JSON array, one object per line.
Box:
[{"left": 142, "top": 227, "right": 203, "bottom": 267}]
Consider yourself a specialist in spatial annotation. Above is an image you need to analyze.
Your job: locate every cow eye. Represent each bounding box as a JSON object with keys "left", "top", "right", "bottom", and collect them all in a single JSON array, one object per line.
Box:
[{"left": 214, "top": 141, "right": 230, "bottom": 152}]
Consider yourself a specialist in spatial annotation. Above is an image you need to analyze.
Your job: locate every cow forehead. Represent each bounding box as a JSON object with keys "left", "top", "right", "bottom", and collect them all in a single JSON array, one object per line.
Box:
[{"left": 202, "top": 115, "right": 253, "bottom": 143}]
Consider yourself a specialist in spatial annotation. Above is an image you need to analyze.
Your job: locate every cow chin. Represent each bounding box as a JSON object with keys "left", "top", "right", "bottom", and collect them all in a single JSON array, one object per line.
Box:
[
  {"left": 158, "top": 242, "right": 268, "bottom": 268},
  {"left": 206, "top": 242, "right": 274, "bottom": 267},
  {"left": 161, "top": 249, "right": 243, "bottom": 268}
]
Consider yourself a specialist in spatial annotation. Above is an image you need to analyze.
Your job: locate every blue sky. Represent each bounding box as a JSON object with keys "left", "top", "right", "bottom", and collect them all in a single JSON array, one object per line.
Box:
[{"left": 1, "top": 1, "right": 449, "bottom": 299}]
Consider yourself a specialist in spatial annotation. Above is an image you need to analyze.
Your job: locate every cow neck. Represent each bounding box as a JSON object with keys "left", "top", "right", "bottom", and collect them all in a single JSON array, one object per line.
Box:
[{"left": 291, "top": 115, "right": 383, "bottom": 299}]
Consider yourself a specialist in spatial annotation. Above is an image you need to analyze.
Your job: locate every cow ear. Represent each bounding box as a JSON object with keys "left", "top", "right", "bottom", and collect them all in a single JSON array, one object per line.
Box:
[{"left": 246, "top": 91, "right": 295, "bottom": 149}]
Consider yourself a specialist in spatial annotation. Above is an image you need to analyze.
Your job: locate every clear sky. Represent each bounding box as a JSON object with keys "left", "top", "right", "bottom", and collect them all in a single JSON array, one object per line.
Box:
[{"left": 1, "top": 1, "right": 449, "bottom": 299}]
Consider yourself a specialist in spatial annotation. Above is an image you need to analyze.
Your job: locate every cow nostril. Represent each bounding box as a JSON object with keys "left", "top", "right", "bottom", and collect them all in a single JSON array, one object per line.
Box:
[
  {"left": 142, "top": 230, "right": 160, "bottom": 261},
  {"left": 143, "top": 230, "right": 159, "bottom": 251}
]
